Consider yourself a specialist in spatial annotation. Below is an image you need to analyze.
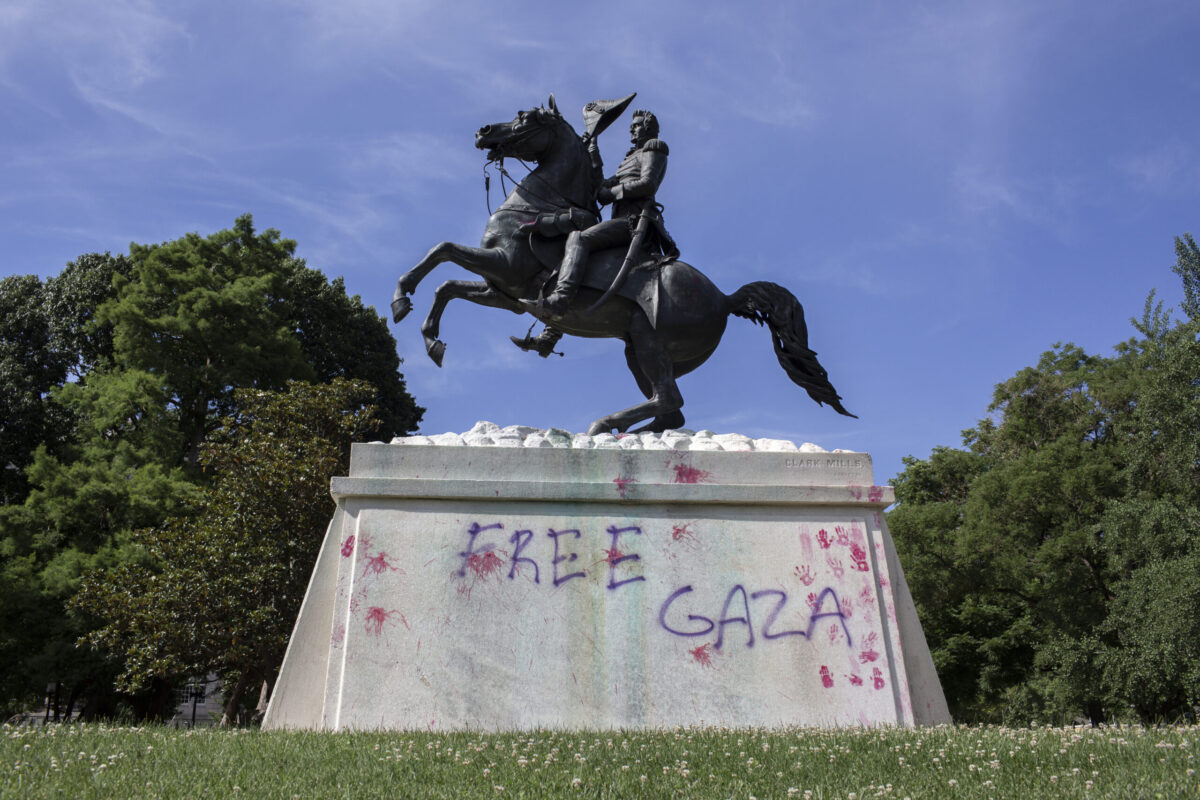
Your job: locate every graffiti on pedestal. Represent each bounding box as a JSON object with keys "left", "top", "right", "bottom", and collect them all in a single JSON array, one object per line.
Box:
[{"left": 448, "top": 518, "right": 883, "bottom": 681}]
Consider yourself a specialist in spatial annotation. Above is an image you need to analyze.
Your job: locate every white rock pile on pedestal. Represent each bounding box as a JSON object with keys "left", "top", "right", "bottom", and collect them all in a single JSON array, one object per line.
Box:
[
  {"left": 265, "top": 423, "right": 950, "bottom": 731},
  {"left": 389, "top": 420, "right": 837, "bottom": 452}
]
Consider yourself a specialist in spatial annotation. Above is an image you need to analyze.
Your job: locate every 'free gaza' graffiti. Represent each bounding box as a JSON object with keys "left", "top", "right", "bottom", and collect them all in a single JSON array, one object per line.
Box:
[{"left": 454, "top": 521, "right": 853, "bottom": 652}]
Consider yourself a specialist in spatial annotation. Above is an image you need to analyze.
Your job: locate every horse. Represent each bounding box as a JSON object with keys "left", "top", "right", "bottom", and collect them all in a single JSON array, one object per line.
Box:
[{"left": 391, "top": 95, "right": 855, "bottom": 435}]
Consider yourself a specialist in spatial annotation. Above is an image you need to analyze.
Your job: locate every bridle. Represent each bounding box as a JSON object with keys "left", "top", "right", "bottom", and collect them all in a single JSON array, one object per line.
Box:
[{"left": 482, "top": 113, "right": 597, "bottom": 218}]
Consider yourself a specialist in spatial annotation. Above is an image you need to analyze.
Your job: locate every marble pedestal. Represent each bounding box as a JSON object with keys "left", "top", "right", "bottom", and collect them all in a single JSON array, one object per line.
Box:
[{"left": 263, "top": 424, "right": 949, "bottom": 731}]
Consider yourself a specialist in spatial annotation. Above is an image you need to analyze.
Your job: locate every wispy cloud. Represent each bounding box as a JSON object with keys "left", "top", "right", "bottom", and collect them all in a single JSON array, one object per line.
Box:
[
  {"left": 1117, "top": 141, "right": 1195, "bottom": 193},
  {"left": 344, "top": 133, "right": 474, "bottom": 188},
  {"left": 0, "top": 0, "right": 188, "bottom": 91}
]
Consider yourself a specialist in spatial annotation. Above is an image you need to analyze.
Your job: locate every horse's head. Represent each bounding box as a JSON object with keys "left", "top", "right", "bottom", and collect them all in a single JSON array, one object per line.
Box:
[{"left": 475, "top": 95, "right": 574, "bottom": 163}]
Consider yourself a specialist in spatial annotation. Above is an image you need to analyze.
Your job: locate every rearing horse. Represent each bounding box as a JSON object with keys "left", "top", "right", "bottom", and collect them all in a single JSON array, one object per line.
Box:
[{"left": 391, "top": 96, "right": 855, "bottom": 434}]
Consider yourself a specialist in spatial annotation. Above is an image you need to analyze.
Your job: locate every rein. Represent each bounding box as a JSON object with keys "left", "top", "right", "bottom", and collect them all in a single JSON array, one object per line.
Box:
[{"left": 481, "top": 119, "right": 598, "bottom": 218}]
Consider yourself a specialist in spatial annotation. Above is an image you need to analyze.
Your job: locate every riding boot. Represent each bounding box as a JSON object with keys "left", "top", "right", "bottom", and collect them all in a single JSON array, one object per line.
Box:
[
  {"left": 509, "top": 327, "right": 563, "bottom": 358},
  {"left": 541, "top": 235, "right": 587, "bottom": 316}
]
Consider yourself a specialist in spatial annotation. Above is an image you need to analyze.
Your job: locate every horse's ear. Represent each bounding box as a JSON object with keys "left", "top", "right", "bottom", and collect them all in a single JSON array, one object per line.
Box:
[{"left": 547, "top": 94, "right": 559, "bottom": 115}]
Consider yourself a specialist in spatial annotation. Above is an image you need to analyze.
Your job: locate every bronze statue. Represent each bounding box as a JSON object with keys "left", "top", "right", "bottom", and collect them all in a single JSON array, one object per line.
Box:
[{"left": 392, "top": 94, "right": 855, "bottom": 434}]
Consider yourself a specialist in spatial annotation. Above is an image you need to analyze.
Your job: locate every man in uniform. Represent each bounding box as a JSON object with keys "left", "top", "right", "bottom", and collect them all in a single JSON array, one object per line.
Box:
[{"left": 511, "top": 109, "right": 677, "bottom": 356}]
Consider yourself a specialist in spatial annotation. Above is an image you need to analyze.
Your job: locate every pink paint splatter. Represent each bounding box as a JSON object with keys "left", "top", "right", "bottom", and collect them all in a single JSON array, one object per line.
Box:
[
  {"left": 826, "top": 556, "right": 845, "bottom": 579},
  {"left": 794, "top": 564, "right": 815, "bottom": 586},
  {"left": 364, "top": 606, "right": 405, "bottom": 636},
  {"left": 799, "top": 527, "right": 815, "bottom": 559},
  {"left": 849, "top": 542, "right": 870, "bottom": 572},
  {"left": 672, "top": 463, "right": 713, "bottom": 484},
  {"left": 819, "top": 665, "right": 834, "bottom": 688},
  {"left": 859, "top": 632, "right": 880, "bottom": 663},
  {"left": 689, "top": 643, "right": 714, "bottom": 667},
  {"left": 816, "top": 529, "right": 832, "bottom": 549},
  {"left": 872, "top": 667, "right": 885, "bottom": 689},
  {"left": 859, "top": 586, "right": 876, "bottom": 608},
  {"left": 848, "top": 673, "right": 863, "bottom": 687},
  {"left": 672, "top": 522, "right": 696, "bottom": 543},
  {"left": 834, "top": 526, "right": 851, "bottom": 546},
  {"left": 331, "top": 624, "right": 345, "bottom": 645},
  {"left": 612, "top": 475, "right": 636, "bottom": 497},
  {"left": 362, "top": 550, "right": 402, "bottom": 578},
  {"left": 867, "top": 486, "right": 884, "bottom": 503},
  {"left": 848, "top": 485, "right": 863, "bottom": 500},
  {"left": 341, "top": 535, "right": 356, "bottom": 557},
  {"left": 467, "top": 551, "right": 505, "bottom": 578},
  {"left": 603, "top": 546, "right": 625, "bottom": 566}
]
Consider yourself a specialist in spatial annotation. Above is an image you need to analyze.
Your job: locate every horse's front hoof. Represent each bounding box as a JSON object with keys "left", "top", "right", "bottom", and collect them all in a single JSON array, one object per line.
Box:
[
  {"left": 391, "top": 295, "right": 413, "bottom": 323},
  {"left": 426, "top": 338, "right": 446, "bottom": 367},
  {"left": 586, "top": 420, "right": 611, "bottom": 436}
]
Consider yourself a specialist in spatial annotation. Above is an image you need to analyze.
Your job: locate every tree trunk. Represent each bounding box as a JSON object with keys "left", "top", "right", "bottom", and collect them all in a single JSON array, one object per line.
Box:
[
  {"left": 220, "top": 674, "right": 250, "bottom": 727},
  {"left": 254, "top": 679, "right": 271, "bottom": 719}
]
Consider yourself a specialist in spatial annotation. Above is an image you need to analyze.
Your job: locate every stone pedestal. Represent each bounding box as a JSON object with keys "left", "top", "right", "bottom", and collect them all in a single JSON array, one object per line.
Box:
[{"left": 263, "top": 424, "right": 949, "bottom": 731}]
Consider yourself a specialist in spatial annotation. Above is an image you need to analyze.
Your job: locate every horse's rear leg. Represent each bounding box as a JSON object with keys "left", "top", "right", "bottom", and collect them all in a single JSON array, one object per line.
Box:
[
  {"left": 587, "top": 313, "right": 683, "bottom": 435},
  {"left": 421, "top": 279, "right": 524, "bottom": 367},
  {"left": 621, "top": 339, "right": 686, "bottom": 433},
  {"left": 393, "top": 243, "right": 508, "bottom": 322}
]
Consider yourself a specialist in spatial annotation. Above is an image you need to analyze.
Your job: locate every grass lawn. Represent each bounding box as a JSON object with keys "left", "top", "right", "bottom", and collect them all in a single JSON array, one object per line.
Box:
[{"left": 2, "top": 723, "right": 1195, "bottom": 799}]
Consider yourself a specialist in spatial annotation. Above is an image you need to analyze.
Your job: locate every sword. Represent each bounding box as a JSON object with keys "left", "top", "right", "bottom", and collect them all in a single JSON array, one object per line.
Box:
[{"left": 587, "top": 204, "right": 653, "bottom": 314}]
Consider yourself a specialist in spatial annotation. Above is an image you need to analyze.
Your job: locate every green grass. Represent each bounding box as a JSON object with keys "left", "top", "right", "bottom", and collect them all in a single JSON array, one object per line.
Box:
[{"left": 2, "top": 723, "right": 1195, "bottom": 799}]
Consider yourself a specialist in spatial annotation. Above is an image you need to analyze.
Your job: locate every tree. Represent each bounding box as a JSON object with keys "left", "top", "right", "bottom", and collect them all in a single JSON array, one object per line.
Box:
[
  {"left": 889, "top": 234, "right": 1200, "bottom": 723},
  {"left": 100, "top": 216, "right": 312, "bottom": 465},
  {"left": 0, "top": 275, "right": 70, "bottom": 504},
  {"left": 0, "top": 216, "right": 422, "bottom": 719},
  {"left": 276, "top": 261, "right": 422, "bottom": 440},
  {"left": 43, "top": 252, "right": 133, "bottom": 379},
  {"left": 73, "top": 379, "right": 378, "bottom": 724},
  {"left": 1173, "top": 232, "right": 1200, "bottom": 322}
]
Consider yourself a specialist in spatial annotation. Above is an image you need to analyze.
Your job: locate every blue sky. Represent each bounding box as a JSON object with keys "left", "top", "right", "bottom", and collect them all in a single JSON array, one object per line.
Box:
[{"left": 3, "top": 1, "right": 1199, "bottom": 485}]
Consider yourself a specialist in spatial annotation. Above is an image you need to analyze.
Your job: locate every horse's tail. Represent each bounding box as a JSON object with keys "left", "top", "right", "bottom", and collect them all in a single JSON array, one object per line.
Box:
[{"left": 727, "top": 282, "right": 857, "bottom": 418}]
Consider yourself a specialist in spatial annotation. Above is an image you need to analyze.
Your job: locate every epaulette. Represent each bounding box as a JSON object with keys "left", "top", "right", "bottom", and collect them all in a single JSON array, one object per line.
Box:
[{"left": 643, "top": 138, "right": 669, "bottom": 155}]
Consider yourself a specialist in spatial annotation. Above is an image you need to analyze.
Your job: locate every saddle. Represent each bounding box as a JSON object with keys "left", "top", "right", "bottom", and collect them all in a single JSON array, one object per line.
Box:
[{"left": 529, "top": 234, "right": 669, "bottom": 327}]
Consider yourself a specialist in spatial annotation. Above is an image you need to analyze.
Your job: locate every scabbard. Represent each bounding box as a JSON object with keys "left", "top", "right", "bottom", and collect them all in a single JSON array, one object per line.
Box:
[{"left": 587, "top": 206, "right": 653, "bottom": 314}]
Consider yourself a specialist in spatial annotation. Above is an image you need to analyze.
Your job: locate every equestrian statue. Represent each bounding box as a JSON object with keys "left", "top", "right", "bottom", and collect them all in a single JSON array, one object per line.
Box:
[{"left": 391, "top": 94, "right": 855, "bottom": 435}]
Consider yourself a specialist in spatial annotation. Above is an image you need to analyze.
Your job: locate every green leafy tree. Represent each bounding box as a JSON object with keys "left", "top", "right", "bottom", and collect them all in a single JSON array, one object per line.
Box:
[
  {"left": 43, "top": 252, "right": 133, "bottom": 379},
  {"left": 100, "top": 216, "right": 311, "bottom": 465},
  {"left": 1172, "top": 232, "right": 1200, "bottom": 322},
  {"left": 73, "top": 379, "right": 378, "bottom": 724},
  {"left": 0, "top": 216, "right": 421, "bottom": 718},
  {"left": 277, "top": 261, "right": 422, "bottom": 440},
  {"left": 889, "top": 235, "right": 1200, "bottom": 724},
  {"left": 0, "top": 275, "right": 70, "bottom": 504}
]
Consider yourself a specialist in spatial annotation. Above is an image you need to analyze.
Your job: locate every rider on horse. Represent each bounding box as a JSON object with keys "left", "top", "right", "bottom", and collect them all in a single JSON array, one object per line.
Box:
[{"left": 512, "top": 108, "right": 679, "bottom": 356}]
